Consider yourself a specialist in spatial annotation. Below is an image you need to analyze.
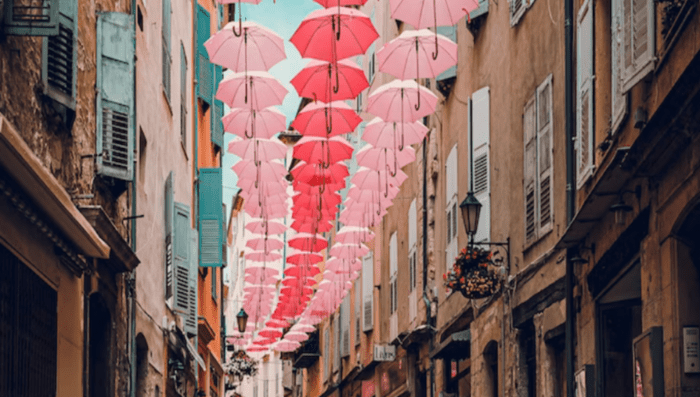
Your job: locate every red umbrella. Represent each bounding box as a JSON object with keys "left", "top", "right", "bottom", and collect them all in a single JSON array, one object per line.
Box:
[
  {"left": 282, "top": 276, "right": 318, "bottom": 288},
  {"left": 258, "top": 328, "right": 284, "bottom": 339},
  {"left": 284, "top": 265, "right": 322, "bottom": 278},
  {"left": 292, "top": 191, "right": 342, "bottom": 209},
  {"left": 291, "top": 7, "right": 378, "bottom": 62},
  {"left": 293, "top": 136, "right": 353, "bottom": 166},
  {"left": 281, "top": 286, "right": 314, "bottom": 296},
  {"left": 287, "top": 251, "right": 325, "bottom": 265},
  {"left": 291, "top": 101, "right": 362, "bottom": 137},
  {"left": 291, "top": 59, "right": 369, "bottom": 102},
  {"left": 290, "top": 219, "right": 334, "bottom": 233},
  {"left": 291, "top": 161, "right": 349, "bottom": 186},
  {"left": 313, "top": 0, "right": 368, "bottom": 7},
  {"left": 288, "top": 233, "right": 328, "bottom": 252}
]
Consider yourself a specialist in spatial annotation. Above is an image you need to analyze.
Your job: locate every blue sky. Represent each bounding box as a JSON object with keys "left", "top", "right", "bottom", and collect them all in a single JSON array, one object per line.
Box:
[{"left": 222, "top": 0, "right": 322, "bottom": 214}]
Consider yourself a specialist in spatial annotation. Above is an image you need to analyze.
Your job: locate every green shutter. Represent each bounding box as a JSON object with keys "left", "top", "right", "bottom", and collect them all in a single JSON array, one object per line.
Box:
[
  {"left": 3, "top": 0, "right": 59, "bottom": 35},
  {"left": 96, "top": 12, "right": 135, "bottom": 181},
  {"left": 198, "top": 168, "right": 223, "bottom": 267},
  {"left": 196, "top": 5, "right": 212, "bottom": 106},
  {"left": 173, "top": 202, "right": 191, "bottom": 313},
  {"left": 165, "top": 171, "right": 174, "bottom": 300},
  {"left": 41, "top": 0, "right": 77, "bottom": 108},
  {"left": 185, "top": 229, "right": 198, "bottom": 336},
  {"left": 211, "top": 65, "right": 224, "bottom": 148},
  {"left": 162, "top": 0, "right": 171, "bottom": 101},
  {"left": 470, "top": 0, "right": 489, "bottom": 19},
  {"left": 180, "top": 44, "right": 188, "bottom": 146},
  {"left": 436, "top": 25, "right": 457, "bottom": 81}
]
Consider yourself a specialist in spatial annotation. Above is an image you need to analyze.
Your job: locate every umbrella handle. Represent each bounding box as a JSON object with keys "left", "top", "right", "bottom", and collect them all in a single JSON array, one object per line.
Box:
[
  {"left": 232, "top": 1, "right": 243, "bottom": 37},
  {"left": 335, "top": 6, "right": 341, "bottom": 41},
  {"left": 463, "top": 8, "right": 472, "bottom": 24},
  {"left": 415, "top": 80, "right": 421, "bottom": 111},
  {"left": 325, "top": 106, "right": 333, "bottom": 136},
  {"left": 432, "top": 33, "right": 439, "bottom": 60},
  {"left": 333, "top": 62, "right": 340, "bottom": 94},
  {"left": 245, "top": 109, "right": 255, "bottom": 138}
]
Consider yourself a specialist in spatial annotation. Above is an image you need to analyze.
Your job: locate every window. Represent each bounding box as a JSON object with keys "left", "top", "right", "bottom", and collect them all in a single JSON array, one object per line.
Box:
[
  {"left": 212, "top": 66, "right": 224, "bottom": 148},
  {"left": 408, "top": 199, "right": 417, "bottom": 292},
  {"left": 196, "top": 5, "right": 213, "bottom": 107},
  {"left": 445, "top": 145, "right": 458, "bottom": 271},
  {"left": 210, "top": 371, "right": 220, "bottom": 397},
  {"left": 355, "top": 280, "right": 361, "bottom": 345},
  {"left": 362, "top": 252, "right": 374, "bottom": 332},
  {"left": 389, "top": 232, "right": 398, "bottom": 315},
  {"left": 42, "top": 0, "right": 77, "bottom": 110},
  {"left": 367, "top": 44, "right": 376, "bottom": 83},
  {"left": 610, "top": 0, "right": 628, "bottom": 133},
  {"left": 510, "top": 0, "right": 534, "bottom": 26},
  {"left": 523, "top": 76, "right": 553, "bottom": 245},
  {"left": 470, "top": 87, "right": 491, "bottom": 242},
  {"left": 340, "top": 296, "right": 350, "bottom": 357},
  {"left": 618, "top": 0, "right": 655, "bottom": 93},
  {"left": 198, "top": 168, "right": 223, "bottom": 267},
  {"left": 180, "top": 44, "right": 188, "bottom": 148},
  {"left": 518, "top": 320, "right": 537, "bottom": 397},
  {"left": 0, "top": 244, "right": 58, "bottom": 397},
  {"left": 323, "top": 328, "right": 330, "bottom": 380},
  {"left": 484, "top": 341, "right": 499, "bottom": 397},
  {"left": 162, "top": 0, "right": 171, "bottom": 101},
  {"left": 577, "top": 0, "right": 594, "bottom": 188},
  {"left": 436, "top": 25, "right": 457, "bottom": 81}
]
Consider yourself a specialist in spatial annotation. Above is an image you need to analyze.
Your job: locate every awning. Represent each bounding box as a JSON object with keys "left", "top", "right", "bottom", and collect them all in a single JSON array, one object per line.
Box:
[
  {"left": 0, "top": 113, "right": 110, "bottom": 259},
  {"left": 430, "top": 329, "right": 471, "bottom": 360}
]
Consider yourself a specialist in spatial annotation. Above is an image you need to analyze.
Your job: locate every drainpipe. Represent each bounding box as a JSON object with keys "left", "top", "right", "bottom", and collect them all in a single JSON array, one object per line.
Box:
[
  {"left": 421, "top": 135, "right": 434, "bottom": 397},
  {"left": 129, "top": 0, "right": 139, "bottom": 394},
  {"left": 564, "top": 0, "right": 575, "bottom": 393}
]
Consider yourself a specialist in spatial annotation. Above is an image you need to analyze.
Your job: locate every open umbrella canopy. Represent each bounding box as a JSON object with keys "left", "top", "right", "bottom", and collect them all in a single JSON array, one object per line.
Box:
[
  {"left": 351, "top": 167, "right": 409, "bottom": 194},
  {"left": 293, "top": 136, "right": 354, "bottom": 165},
  {"left": 216, "top": 71, "right": 288, "bottom": 110},
  {"left": 291, "top": 101, "right": 362, "bottom": 137},
  {"left": 356, "top": 145, "right": 416, "bottom": 173},
  {"left": 292, "top": 191, "right": 342, "bottom": 209},
  {"left": 280, "top": 285, "right": 314, "bottom": 296},
  {"left": 273, "top": 340, "right": 302, "bottom": 352},
  {"left": 335, "top": 226, "right": 375, "bottom": 244},
  {"left": 378, "top": 29, "right": 458, "bottom": 79},
  {"left": 244, "top": 266, "right": 279, "bottom": 278},
  {"left": 367, "top": 80, "right": 438, "bottom": 122},
  {"left": 246, "top": 345, "right": 269, "bottom": 352},
  {"left": 290, "top": 7, "right": 378, "bottom": 62},
  {"left": 291, "top": 59, "right": 369, "bottom": 102},
  {"left": 245, "top": 219, "right": 288, "bottom": 235},
  {"left": 290, "top": 323, "right": 316, "bottom": 333},
  {"left": 245, "top": 236, "right": 285, "bottom": 251},
  {"left": 222, "top": 107, "right": 287, "bottom": 139},
  {"left": 244, "top": 273, "right": 278, "bottom": 285},
  {"left": 290, "top": 218, "right": 334, "bottom": 233},
  {"left": 313, "top": 0, "right": 368, "bottom": 7},
  {"left": 204, "top": 21, "right": 285, "bottom": 72},
  {"left": 246, "top": 251, "right": 283, "bottom": 262},
  {"left": 228, "top": 137, "right": 287, "bottom": 162},
  {"left": 291, "top": 161, "right": 349, "bottom": 186},
  {"left": 288, "top": 233, "right": 328, "bottom": 252},
  {"left": 244, "top": 201, "right": 288, "bottom": 219},
  {"left": 286, "top": 251, "right": 325, "bottom": 265},
  {"left": 281, "top": 276, "right": 318, "bottom": 288},
  {"left": 330, "top": 243, "right": 369, "bottom": 259},
  {"left": 284, "top": 264, "right": 322, "bottom": 278},
  {"left": 362, "top": 117, "right": 429, "bottom": 149},
  {"left": 237, "top": 180, "right": 288, "bottom": 198},
  {"left": 282, "top": 331, "right": 310, "bottom": 342},
  {"left": 390, "top": 0, "right": 479, "bottom": 28},
  {"left": 258, "top": 328, "right": 284, "bottom": 339},
  {"left": 232, "top": 159, "right": 287, "bottom": 181}
]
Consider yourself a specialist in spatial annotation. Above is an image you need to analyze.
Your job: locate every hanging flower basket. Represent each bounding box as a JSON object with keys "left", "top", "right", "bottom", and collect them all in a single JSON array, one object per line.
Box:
[
  {"left": 224, "top": 350, "right": 259, "bottom": 382},
  {"left": 443, "top": 246, "right": 504, "bottom": 299}
]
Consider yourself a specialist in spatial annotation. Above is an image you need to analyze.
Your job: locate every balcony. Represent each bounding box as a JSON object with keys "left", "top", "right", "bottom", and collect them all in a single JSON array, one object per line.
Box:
[{"left": 293, "top": 331, "right": 320, "bottom": 369}]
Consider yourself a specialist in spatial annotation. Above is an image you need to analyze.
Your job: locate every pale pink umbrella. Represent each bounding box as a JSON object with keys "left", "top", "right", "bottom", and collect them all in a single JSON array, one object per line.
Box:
[
  {"left": 313, "top": 0, "right": 368, "bottom": 7},
  {"left": 243, "top": 193, "right": 287, "bottom": 214},
  {"left": 233, "top": 159, "right": 287, "bottom": 181},
  {"left": 290, "top": 323, "right": 316, "bottom": 333},
  {"left": 330, "top": 242, "right": 369, "bottom": 259},
  {"left": 246, "top": 219, "right": 287, "bottom": 235},
  {"left": 245, "top": 236, "right": 284, "bottom": 251},
  {"left": 205, "top": 21, "right": 284, "bottom": 71},
  {"left": 346, "top": 187, "right": 395, "bottom": 209},
  {"left": 362, "top": 117, "right": 429, "bottom": 150},
  {"left": 326, "top": 257, "right": 362, "bottom": 273},
  {"left": 291, "top": 59, "right": 369, "bottom": 102},
  {"left": 335, "top": 226, "right": 375, "bottom": 244},
  {"left": 291, "top": 7, "right": 378, "bottom": 62},
  {"left": 216, "top": 71, "right": 288, "bottom": 110},
  {"left": 266, "top": 319, "right": 289, "bottom": 328},
  {"left": 244, "top": 201, "right": 288, "bottom": 219},
  {"left": 228, "top": 137, "right": 287, "bottom": 163},
  {"left": 291, "top": 101, "right": 362, "bottom": 137},
  {"left": 243, "top": 285, "right": 276, "bottom": 294},
  {"left": 273, "top": 340, "right": 302, "bottom": 352},
  {"left": 367, "top": 80, "right": 438, "bottom": 122},
  {"left": 351, "top": 167, "right": 408, "bottom": 199},
  {"left": 222, "top": 107, "right": 287, "bottom": 139},
  {"left": 244, "top": 266, "right": 279, "bottom": 278},
  {"left": 246, "top": 251, "right": 283, "bottom": 262},
  {"left": 252, "top": 337, "right": 277, "bottom": 346},
  {"left": 237, "top": 179, "right": 287, "bottom": 197},
  {"left": 283, "top": 332, "right": 309, "bottom": 343},
  {"left": 288, "top": 233, "right": 328, "bottom": 252},
  {"left": 244, "top": 273, "right": 278, "bottom": 285},
  {"left": 293, "top": 136, "right": 353, "bottom": 166},
  {"left": 246, "top": 345, "right": 269, "bottom": 352}
]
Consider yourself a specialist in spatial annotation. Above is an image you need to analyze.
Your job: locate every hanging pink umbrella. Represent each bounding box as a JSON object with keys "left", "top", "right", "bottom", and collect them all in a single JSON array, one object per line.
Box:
[
  {"left": 294, "top": 180, "right": 345, "bottom": 195},
  {"left": 290, "top": 323, "right": 316, "bottom": 333},
  {"left": 292, "top": 191, "right": 342, "bottom": 209},
  {"left": 313, "top": 0, "right": 368, "bottom": 7},
  {"left": 293, "top": 136, "right": 354, "bottom": 166},
  {"left": 290, "top": 219, "right": 334, "bottom": 233},
  {"left": 243, "top": 193, "right": 287, "bottom": 213},
  {"left": 245, "top": 236, "right": 284, "bottom": 251},
  {"left": 237, "top": 179, "right": 288, "bottom": 196},
  {"left": 283, "top": 331, "right": 310, "bottom": 342},
  {"left": 244, "top": 273, "right": 278, "bottom": 285},
  {"left": 326, "top": 257, "right": 362, "bottom": 273},
  {"left": 281, "top": 286, "right": 314, "bottom": 296},
  {"left": 273, "top": 340, "right": 302, "bottom": 352},
  {"left": 228, "top": 137, "right": 287, "bottom": 162},
  {"left": 222, "top": 107, "right": 287, "bottom": 139},
  {"left": 216, "top": 71, "right": 288, "bottom": 110},
  {"left": 362, "top": 117, "right": 429, "bottom": 150},
  {"left": 244, "top": 284, "right": 276, "bottom": 294},
  {"left": 291, "top": 59, "right": 369, "bottom": 102},
  {"left": 245, "top": 266, "right": 279, "bottom": 278},
  {"left": 346, "top": 187, "right": 395, "bottom": 208},
  {"left": 232, "top": 159, "right": 287, "bottom": 182},
  {"left": 350, "top": 167, "right": 408, "bottom": 199},
  {"left": 205, "top": 21, "right": 284, "bottom": 72},
  {"left": 291, "top": 101, "right": 362, "bottom": 137},
  {"left": 390, "top": 0, "right": 479, "bottom": 29},
  {"left": 266, "top": 319, "right": 289, "bottom": 328},
  {"left": 246, "top": 219, "right": 287, "bottom": 235},
  {"left": 367, "top": 80, "right": 438, "bottom": 122},
  {"left": 291, "top": 161, "right": 349, "bottom": 186},
  {"left": 281, "top": 276, "right": 317, "bottom": 288},
  {"left": 335, "top": 226, "right": 375, "bottom": 244},
  {"left": 286, "top": 252, "right": 325, "bottom": 265},
  {"left": 284, "top": 265, "right": 322, "bottom": 278},
  {"left": 288, "top": 233, "right": 328, "bottom": 252},
  {"left": 244, "top": 201, "right": 288, "bottom": 219},
  {"left": 377, "top": 29, "right": 458, "bottom": 78},
  {"left": 252, "top": 337, "right": 277, "bottom": 346},
  {"left": 246, "top": 345, "right": 269, "bottom": 352},
  {"left": 258, "top": 328, "right": 284, "bottom": 339},
  {"left": 291, "top": 7, "right": 378, "bottom": 62},
  {"left": 330, "top": 243, "right": 369, "bottom": 259},
  {"left": 246, "top": 251, "right": 283, "bottom": 262}
]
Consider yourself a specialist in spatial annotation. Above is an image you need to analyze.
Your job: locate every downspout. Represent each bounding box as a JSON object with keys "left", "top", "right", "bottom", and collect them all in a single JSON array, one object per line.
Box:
[
  {"left": 129, "top": 0, "right": 138, "bottom": 394},
  {"left": 421, "top": 134, "right": 433, "bottom": 397},
  {"left": 192, "top": 0, "right": 200, "bottom": 388},
  {"left": 564, "top": 0, "right": 575, "bottom": 393}
]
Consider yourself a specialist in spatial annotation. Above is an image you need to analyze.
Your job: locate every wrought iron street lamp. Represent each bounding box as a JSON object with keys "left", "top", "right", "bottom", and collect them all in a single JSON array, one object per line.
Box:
[
  {"left": 236, "top": 308, "right": 248, "bottom": 334},
  {"left": 460, "top": 192, "right": 482, "bottom": 241}
]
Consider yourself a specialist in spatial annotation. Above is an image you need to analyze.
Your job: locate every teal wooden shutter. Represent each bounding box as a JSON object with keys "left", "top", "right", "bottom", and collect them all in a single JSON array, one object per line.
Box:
[
  {"left": 470, "top": 0, "right": 489, "bottom": 19},
  {"left": 162, "top": 0, "right": 172, "bottom": 101},
  {"left": 198, "top": 168, "right": 223, "bottom": 267},
  {"left": 42, "top": 0, "right": 77, "bottom": 108},
  {"left": 196, "top": 5, "right": 212, "bottom": 106},
  {"left": 180, "top": 44, "right": 188, "bottom": 146},
  {"left": 436, "top": 25, "right": 457, "bottom": 80},
  {"left": 211, "top": 65, "right": 224, "bottom": 148},
  {"left": 185, "top": 229, "right": 198, "bottom": 336},
  {"left": 3, "top": 0, "right": 59, "bottom": 35},
  {"left": 165, "top": 172, "right": 175, "bottom": 301},
  {"left": 173, "top": 202, "right": 191, "bottom": 313},
  {"left": 96, "top": 12, "right": 135, "bottom": 181}
]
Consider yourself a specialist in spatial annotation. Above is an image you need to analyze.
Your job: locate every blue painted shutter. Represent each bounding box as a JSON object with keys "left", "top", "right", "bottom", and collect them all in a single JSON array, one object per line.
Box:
[
  {"left": 470, "top": 0, "right": 489, "bottom": 19},
  {"left": 185, "top": 229, "right": 198, "bottom": 336},
  {"left": 173, "top": 202, "right": 191, "bottom": 313},
  {"left": 165, "top": 172, "right": 174, "bottom": 301},
  {"left": 162, "top": 0, "right": 172, "bottom": 101},
  {"left": 436, "top": 25, "right": 457, "bottom": 81},
  {"left": 3, "top": 0, "right": 59, "bottom": 35},
  {"left": 198, "top": 168, "right": 223, "bottom": 267},
  {"left": 196, "top": 5, "right": 212, "bottom": 106},
  {"left": 211, "top": 65, "right": 224, "bottom": 148},
  {"left": 96, "top": 12, "right": 135, "bottom": 181},
  {"left": 42, "top": 0, "right": 77, "bottom": 108}
]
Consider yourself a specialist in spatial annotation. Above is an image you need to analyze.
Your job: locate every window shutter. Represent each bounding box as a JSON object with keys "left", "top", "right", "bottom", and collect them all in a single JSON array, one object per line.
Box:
[
  {"left": 96, "top": 12, "right": 135, "bottom": 181},
  {"left": 3, "top": 0, "right": 59, "bottom": 35},
  {"left": 390, "top": 232, "right": 397, "bottom": 277},
  {"left": 41, "top": 0, "right": 76, "bottom": 108},
  {"left": 577, "top": 0, "right": 594, "bottom": 189},
  {"left": 196, "top": 5, "right": 212, "bottom": 105},
  {"left": 537, "top": 76, "right": 554, "bottom": 235},
  {"left": 472, "top": 87, "right": 490, "bottom": 242},
  {"left": 611, "top": 0, "right": 628, "bottom": 133},
  {"left": 333, "top": 319, "right": 340, "bottom": 371},
  {"left": 408, "top": 199, "right": 417, "bottom": 250},
  {"left": 173, "top": 202, "right": 191, "bottom": 314},
  {"left": 510, "top": 0, "right": 526, "bottom": 26},
  {"left": 211, "top": 66, "right": 224, "bottom": 148},
  {"left": 436, "top": 25, "right": 457, "bottom": 81},
  {"left": 446, "top": 145, "right": 457, "bottom": 203},
  {"left": 355, "top": 280, "right": 361, "bottom": 345},
  {"left": 523, "top": 95, "right": 537, "bottom": 244},
  {"left": 341, "top": 297, "right": 350, "bottom": 357},
  {"left": 185, "top": 229, "right": 199, "bottom": 336},
  {"left": 162, "top": 0, "right": 171, "bottom": 101},
  {"left": 470, "top": 0, "right": 489, "bottom": 19},
  {"left": 180, "top": 44, "right": 188, "bottom": 146},
  {"left": 445, "top": 145, "right": 457, "bottom": 267},
  {"left": 362, "top": 252, "right": 373, "bottom": 332},
  {"left": 165, "top": 172, "right": 175, "bottom": 301},
  {"left": 324, "top": 328, "right": 330, "bottom": 380},
  {"left": 622, "top": 0, "right": 655, "bottom": 93},
  {"left": 198, "top": 168, "right": 223, "bottom": 267}
]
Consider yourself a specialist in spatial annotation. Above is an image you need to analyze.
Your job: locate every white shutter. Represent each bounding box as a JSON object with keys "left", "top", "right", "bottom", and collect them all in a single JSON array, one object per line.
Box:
[
  {"left": 445, "top": 146, "right": 458, "bottom": 268},
  {"left": 622, "top": 0, "right": 655, "bottom": 93},
  {"left": 611, "top": 0, "right": 628, "bottom": 133},
  {"left": 390, "top": 232, "right": 397, "bottom": 276},
  {"left": 408, "top": 199, "right": 417, "bottom": 249},
  {"left": 537, "top": 76, "right": 554, "bottom": 235},
  {"left": 523, "top": 95, "right": 538, "bottom": 244},
  {"left": 446, "top": 145, "right": 458, "bottom": 203},
  {"left": 409, "top": 291, "right": 417, "bottom": 325},
  {"left": 362, "top": 252, "right": 374, "bottom": 332},
  {"left": 333, "top": 317, "right": 340, "bottom": 371},
  {"left": 510, "top": 0, "right": 527, "bottom": 26},
  {"left": 324, "top": 328, "right": 330, "bottom": 380},
  {"left": 472, "top": 87, "right": 490, "bottom": 242},
  {"left": 355, "top": 280, "right": 361, "bottom": 345},
  {"left": 577, "top": 0, "right": 594, "bottom": 189},
  {"left": 341, "top": 296, "right": 350, "bottom": 357},
  {"left": 390, "top": 313, "right": 398, "bottom": 342}
]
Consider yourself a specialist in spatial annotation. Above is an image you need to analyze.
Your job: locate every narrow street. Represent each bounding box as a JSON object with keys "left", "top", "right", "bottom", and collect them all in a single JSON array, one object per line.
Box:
[{"left": 1, "top": 0, "right": 700, "bottom": 396}]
